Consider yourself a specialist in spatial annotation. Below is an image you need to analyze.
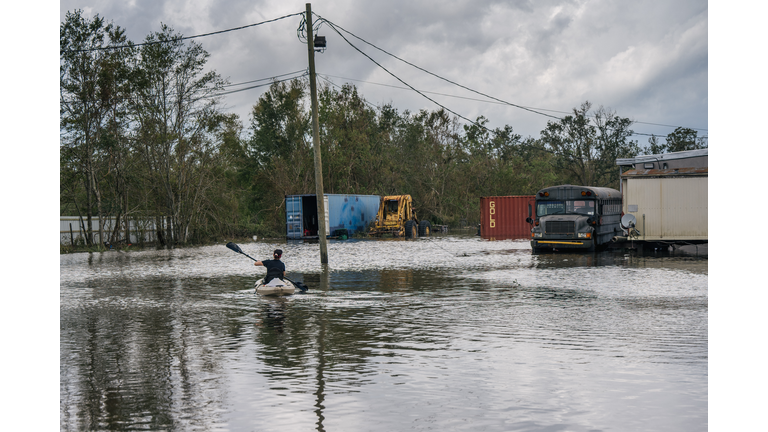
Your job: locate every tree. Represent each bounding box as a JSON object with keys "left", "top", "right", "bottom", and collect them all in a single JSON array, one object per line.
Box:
[
  {"left": 60, "top": 10, "right": 133, "bottom": 246},
  {"left": 539, "top": 101, "right": 639, "bottom": 188},
  {"left": 644, "top": 127, "right": 707, "bottom": 155},
  {"left": 645, "top": 134, "right": 665, "bottom": 155},
  {"left": 243, "top": 79, "right": 313, "bottom": 235},
  {"left": 319, "top": 83, "right": 384, "bottom": 194},
  {"left": 395, "top": 109, "right": 463, "bottom": 223},
  {"left": 664, "top": 127, "right": 708, "bottom": 152},
  {"left": 128, "top": 24, "right": 229, "bottom": 245}
]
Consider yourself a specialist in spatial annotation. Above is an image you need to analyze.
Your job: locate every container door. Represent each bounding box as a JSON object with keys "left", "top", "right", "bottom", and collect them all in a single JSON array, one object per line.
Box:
[
  {"left": 286, "top": 196, "right": 303, "bottom": 239},
  {"left": 324, "top": 195, "right": 330, "bottom": 236}
]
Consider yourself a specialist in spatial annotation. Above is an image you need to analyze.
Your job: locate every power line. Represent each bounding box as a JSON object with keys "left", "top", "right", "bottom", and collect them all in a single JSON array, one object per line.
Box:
[
  {"left": 322, "top": 73, "right": 707, "bottom": 132},
  {"left": 318, "top": 18, "right": 503, "bottom": 134},
  {"left": 223, "top": 69, "right": 307, "bottom": 89},
  {"left": 62, "top": 12, "right": 304, "bottom": 54},
  {"left": 320, "top": 74, "right": 707, "bottom": 141},
  {"left": 314, "top": 14, "right": 706, "bottom": 141},
  {"left": 61, "top": 11, "right": 707, "bottom": 142},
  {"left": 212, "top": 73, "right": 308, "bottom": 97},
  {"left": 60, "top": 70, "right": 307, "bottom": 105},
  {"left": 317, "top": 75, "right": 381, "bottom": 111},
  {"left": 314, "top": 14, "right": 561, "bottom": 121}
]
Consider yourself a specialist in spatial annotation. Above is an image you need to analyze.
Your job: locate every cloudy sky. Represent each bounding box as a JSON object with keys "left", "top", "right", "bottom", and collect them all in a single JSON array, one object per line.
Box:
[{"left": 58, "top": 0, "right": 708, "bottom": 143}]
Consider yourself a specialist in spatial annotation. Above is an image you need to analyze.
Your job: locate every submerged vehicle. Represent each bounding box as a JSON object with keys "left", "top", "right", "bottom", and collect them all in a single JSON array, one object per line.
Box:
[
  {"left": 254, "top": 278, "right": 296, "bottom": 296},
  {"left": 368, "top": 195, "right": 432, "bottom": 238},
  {"left": 526, "top": 185, "right": 622, "bottom": 253}
]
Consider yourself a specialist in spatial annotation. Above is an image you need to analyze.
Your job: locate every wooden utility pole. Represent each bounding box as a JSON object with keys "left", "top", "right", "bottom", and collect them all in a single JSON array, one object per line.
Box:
[{"left": 306, "top": 3, "right": 329, "bottom": 264}]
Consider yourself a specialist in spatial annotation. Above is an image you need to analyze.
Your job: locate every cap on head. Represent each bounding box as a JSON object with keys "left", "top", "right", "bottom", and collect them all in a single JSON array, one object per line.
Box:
[{"left": 274, "top": 249, "right": 283, "bottom": 258}]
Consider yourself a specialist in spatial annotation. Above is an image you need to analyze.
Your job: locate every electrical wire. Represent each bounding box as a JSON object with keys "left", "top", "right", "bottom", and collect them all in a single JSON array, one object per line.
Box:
[
  {"left": 212, "top": 73, "right": 308, "bottom": 97},
  {"left": 314, "top": 13, "right": 706, "bottom": 141},
  {"left": 314, "top": 14, "right": 561, "bottom": 121},
  {"left": 61, "top": 10, "right": 707, "bottom": 141},
  {"left": 317, "top": 75, "right": 381, "bottom": 111},
  {"left": 60, "top": 71, "right": 308, "bottom": 105},
  {"left": 322, "top": 73, "right": 707, "bottom": 133},
  {"left": 62, "top": 12, "right": 305, "bottom": 54},
  {"left": 223, "top": 69, "right": 307, "bottom": 89},
  {"left": 317, "top": 18, "right": 506, "bottom": 134}
]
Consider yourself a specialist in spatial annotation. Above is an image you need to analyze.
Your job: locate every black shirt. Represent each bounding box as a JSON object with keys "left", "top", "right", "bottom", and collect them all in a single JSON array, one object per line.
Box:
[{"left": 262, "top": 259, "right": 286, "bottom": 282}]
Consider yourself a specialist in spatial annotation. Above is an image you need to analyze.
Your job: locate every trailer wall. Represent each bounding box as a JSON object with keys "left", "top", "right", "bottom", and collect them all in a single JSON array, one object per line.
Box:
[
  {"left": 286, "top": 194, "right": 380, "bottom": 238},
  {"left": 60, "top": 216, "right": 158, "bottom": 245},
  {"left": 621, "top": 176, "right": 708, "bottom": 241}
]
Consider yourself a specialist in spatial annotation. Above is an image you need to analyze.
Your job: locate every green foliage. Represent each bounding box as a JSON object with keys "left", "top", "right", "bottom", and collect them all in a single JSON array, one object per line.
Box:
[
  {"left": 539, "top": 101, "right": 639, "bottom": 189},
  {"left": 60, "top": 10, "right": 134, "bottom": 246},
  {"left": 645, "top": 127, "right": 707, "bottom": 155},
  {"left": 319, "top": 83, "right": 384, "bottom": 194},
  {"left": 239, "top": 79, "right": 313, "bottom": 235},
  {"left": 61, "top": 11, "right": 248, "bottom": 245}
]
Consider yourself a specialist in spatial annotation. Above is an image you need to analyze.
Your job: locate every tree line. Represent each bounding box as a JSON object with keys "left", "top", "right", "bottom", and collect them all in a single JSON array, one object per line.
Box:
[{"left": 60, "top": 11, "right": 707, "bottom": 247}]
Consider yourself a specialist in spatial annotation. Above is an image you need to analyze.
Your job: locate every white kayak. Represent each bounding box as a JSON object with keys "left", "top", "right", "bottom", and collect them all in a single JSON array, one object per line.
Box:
[{"left": 254, "top": 278, "right": 296, "bottom": 296}]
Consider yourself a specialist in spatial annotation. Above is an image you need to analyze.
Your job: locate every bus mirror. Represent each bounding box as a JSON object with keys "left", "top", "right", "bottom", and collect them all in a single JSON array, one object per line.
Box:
[{"left": 526, "top": 217, "right": 533, "bottom": 225}]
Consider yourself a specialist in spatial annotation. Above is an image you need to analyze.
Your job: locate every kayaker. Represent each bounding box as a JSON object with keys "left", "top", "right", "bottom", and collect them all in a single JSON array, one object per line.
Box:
[{"left": 254, "top": 249, "right": 286, "bottom": 284}]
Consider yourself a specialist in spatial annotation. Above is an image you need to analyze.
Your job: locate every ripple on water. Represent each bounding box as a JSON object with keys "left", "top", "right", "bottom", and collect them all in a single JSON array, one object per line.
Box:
[{"left": 61, "top": 237, "right": 707, "bottom": 432}]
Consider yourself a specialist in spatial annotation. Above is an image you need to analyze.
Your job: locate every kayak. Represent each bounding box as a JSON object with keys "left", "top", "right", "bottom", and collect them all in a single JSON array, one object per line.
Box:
[{"left": 254, "top": 278, "right": 296, "bottom": 296}]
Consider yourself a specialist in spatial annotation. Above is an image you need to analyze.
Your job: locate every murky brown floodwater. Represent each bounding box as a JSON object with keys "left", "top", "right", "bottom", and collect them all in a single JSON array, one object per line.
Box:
[{"left": 60, "top": 235, "right": 707, "bottom": 431}]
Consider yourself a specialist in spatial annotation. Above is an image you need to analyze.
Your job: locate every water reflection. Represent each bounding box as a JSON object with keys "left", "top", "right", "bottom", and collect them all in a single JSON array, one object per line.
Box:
[{"left": 61, "top": 238, "right": 707, "bottom": 431}]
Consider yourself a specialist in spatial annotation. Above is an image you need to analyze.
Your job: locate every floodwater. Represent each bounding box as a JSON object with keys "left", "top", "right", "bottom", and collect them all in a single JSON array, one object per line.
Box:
[{"left": 60, "top": 235, "right": 707, "bottom": 431}]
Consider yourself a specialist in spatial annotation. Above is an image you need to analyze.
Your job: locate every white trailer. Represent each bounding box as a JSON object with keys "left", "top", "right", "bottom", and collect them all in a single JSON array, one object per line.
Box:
[{"left": 616, "top": 149, "right": 708, "bottom": 243}]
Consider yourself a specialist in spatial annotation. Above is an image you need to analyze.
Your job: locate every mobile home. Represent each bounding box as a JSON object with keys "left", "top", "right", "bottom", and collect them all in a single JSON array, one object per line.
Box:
[{"left": 615, "top": 149, "right": 708, "bottom": 243}]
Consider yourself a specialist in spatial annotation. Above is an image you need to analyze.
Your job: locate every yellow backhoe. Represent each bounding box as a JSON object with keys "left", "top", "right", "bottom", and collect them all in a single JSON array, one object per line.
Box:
[{"left": 368, "top": 195, "right": 432, "bottom": 238}]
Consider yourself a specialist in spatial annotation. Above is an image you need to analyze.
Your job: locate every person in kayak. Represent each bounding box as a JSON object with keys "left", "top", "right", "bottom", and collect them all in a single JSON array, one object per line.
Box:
[{"left": 254, "top": 249, "right": 286, "bottom": 284}]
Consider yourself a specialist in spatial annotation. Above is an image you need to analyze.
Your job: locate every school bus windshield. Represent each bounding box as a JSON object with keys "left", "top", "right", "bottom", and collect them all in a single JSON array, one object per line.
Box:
[{"left": 537, "top": 200, "right": 595, "bottom": 216}]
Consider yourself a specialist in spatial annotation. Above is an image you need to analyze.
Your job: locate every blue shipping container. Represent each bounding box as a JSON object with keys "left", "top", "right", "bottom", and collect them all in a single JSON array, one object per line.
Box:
[{"left": 286, "top": 194, "right": 381, "bottom": 239}]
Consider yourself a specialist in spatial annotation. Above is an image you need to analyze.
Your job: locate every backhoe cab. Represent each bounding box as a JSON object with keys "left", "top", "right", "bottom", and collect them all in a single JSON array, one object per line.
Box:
[{"left": 369, "top": 195, "right": 432, "bottom": 238}]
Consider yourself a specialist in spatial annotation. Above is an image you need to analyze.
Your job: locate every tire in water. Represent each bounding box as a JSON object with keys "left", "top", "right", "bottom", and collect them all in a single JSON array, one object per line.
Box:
[
  {"left": 419, "top": 220, "right": 431, "bottom": 237},
  {"left": 405, "top": 220, "right": 416, "bottom": 238}
]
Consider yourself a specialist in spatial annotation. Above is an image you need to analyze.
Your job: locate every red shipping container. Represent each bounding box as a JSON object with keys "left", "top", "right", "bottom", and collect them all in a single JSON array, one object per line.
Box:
[{"left": 480, "top": 196, "right": 536, "bottom": 239}]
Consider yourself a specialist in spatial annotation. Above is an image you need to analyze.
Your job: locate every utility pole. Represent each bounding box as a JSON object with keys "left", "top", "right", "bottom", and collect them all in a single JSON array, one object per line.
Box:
[{"left": 306, "top": 3, "right": 328, "bottom": 264}]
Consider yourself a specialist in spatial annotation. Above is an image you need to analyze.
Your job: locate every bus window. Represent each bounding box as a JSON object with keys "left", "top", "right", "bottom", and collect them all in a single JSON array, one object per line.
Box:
[
  {"left": 537, "top": 201, "right": 565, "bottom": 216},
  {"left": 566, "top": 200, "right": 594, "bottom": 215},
  {"left": 537, "top": 200, "right": 596, "bottom": 216}
]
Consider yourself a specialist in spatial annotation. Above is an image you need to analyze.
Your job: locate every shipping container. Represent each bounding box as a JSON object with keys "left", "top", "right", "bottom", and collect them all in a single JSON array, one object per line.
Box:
[
  {"left": 479, "top": 196, "right": 536, "bottom": 239},
  {"left": 286, "top": 194, "right": 381, "bottom": 239}
]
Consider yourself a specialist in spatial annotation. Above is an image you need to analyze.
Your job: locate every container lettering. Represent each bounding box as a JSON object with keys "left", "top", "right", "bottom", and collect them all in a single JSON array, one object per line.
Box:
[{"left": 489, "top": 201, "right": 496, "bottom": 228}]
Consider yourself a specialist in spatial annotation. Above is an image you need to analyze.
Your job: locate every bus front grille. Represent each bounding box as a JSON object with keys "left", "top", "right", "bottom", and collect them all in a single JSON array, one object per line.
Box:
[{"left": 545, "top": 221, "right": 574, "bottom": 234}]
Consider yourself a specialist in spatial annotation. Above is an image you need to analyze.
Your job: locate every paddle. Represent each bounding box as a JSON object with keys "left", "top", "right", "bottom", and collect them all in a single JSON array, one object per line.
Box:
[{"left": 225, "top": 242, "right": 308, "bottom": 292}]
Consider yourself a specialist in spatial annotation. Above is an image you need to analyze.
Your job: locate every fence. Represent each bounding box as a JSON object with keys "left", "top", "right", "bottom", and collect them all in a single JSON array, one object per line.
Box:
[{"left": 60, "top": 216, "right": 159, "bottom": 246}]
